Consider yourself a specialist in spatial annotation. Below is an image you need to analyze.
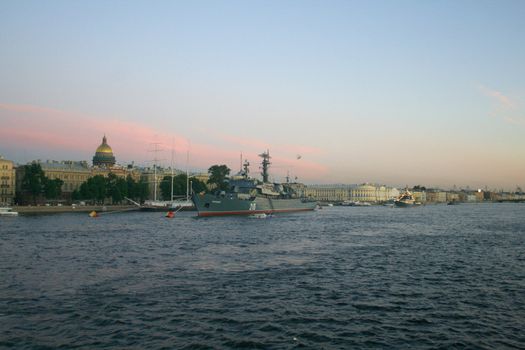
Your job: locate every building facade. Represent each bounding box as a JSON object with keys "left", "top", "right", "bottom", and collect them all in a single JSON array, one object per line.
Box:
[
  {"left": 0, "top": 156, "right": 16, "bottom": 205},
  {"left": 305, "top": 184, "right": 399, "bottom": 203},
  {"left": 39, "top": 160, "right": 92, "bottom": 194}
]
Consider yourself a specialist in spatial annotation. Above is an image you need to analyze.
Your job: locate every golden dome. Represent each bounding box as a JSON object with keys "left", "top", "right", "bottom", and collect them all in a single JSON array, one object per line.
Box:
[
  {"left": 96, "top": 143, "right": 113, "bottom": 154},
  {"left": 93, "top": 135, "right": 116, "bottom": 167},
  {"left": 95, "top": 135, "right": 113, "bottom": 154}
]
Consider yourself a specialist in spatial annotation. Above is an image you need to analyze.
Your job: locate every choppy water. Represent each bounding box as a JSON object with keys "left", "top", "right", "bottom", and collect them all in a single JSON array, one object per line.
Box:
[{"left": 1, "top": 204, "right": 524, "bottom": 349}]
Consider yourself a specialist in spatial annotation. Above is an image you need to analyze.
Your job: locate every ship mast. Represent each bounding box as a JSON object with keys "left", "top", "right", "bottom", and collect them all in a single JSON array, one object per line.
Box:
[
  {"left": 259, "top": 150, "right": 271, "bottom": 183},
  {"left": 243, "top": 159, "right": 250, "bottom": 178},
  {"left": 149, "top": 142, "right": 163, "bottom": 202}
]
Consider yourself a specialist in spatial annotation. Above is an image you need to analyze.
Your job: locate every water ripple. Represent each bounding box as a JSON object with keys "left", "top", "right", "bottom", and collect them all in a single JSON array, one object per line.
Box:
[{"left": 1, "top": 204, "right": 524, "bottom": 349}]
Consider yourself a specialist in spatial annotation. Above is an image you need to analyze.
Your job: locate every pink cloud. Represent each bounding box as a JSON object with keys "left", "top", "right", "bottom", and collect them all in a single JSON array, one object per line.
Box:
[
  {"left": 478, "top": 86, "right": 525, "bottom": 126},
  {"left": 478, "top": 85, "right": 515, "bottom": 108},
  {"left": 0, "top": 103, "right": 328, "bottom": 181}
]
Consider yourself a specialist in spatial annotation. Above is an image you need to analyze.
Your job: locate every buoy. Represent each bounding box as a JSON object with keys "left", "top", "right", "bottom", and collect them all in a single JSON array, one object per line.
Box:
[
  {"left": 165, "top": 211, "right": 174, "bottom": 218},
  {"left": 89, "top": 211, "right": 98, "bottom": 218}
]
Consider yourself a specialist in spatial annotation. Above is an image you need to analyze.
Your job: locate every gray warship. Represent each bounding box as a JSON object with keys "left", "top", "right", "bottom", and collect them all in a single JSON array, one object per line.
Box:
[{"left": 192, "top": 151, "right": 317, "bottom": 217}]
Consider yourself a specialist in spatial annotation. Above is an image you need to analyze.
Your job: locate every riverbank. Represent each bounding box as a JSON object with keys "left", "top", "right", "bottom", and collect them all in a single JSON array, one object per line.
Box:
[{"left": 13, "top": 205, "right": 140, "bottom": 215}]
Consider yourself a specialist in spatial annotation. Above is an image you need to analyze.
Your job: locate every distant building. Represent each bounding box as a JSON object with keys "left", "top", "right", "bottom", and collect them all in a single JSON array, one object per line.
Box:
[
  {"left": 16, "top": 136, "right": 142, "bottom": 201},
  {"left": 426, "top": 190, "right": 447, "bottom": 203},
  {"left": 412, "top": 191, "right": 427, "bottom": 203},
  {"left": 38, "top": 160, "right": 91, "bottom": 194},
  {"left": 0, "top": 156, "right": 16, "bottom": 205},
  {"left": 305, "top": 183, "right": 399, "bottom": 203},
  {"left": 304, "top": 184, "right": 350, "bottom": 202},
  {"left": 192, "top": 172, "right": 210, "bottom": 186}
]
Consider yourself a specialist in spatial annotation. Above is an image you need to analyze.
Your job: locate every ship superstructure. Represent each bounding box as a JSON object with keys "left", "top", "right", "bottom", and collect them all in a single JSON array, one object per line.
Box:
[{"left": 192, "top": 151, "right": 316, "bottom": 216}]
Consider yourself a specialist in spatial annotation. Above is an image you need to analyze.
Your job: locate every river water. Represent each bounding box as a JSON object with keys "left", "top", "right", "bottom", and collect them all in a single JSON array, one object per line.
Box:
[{"left": 1, "top": 204, "right": 524, "bottom": 349}]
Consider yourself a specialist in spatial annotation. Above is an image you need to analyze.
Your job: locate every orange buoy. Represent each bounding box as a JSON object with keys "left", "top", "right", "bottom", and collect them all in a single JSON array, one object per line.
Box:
[
  {"left": 166, "top": 211, "right": 174, "bottom": 218},
  {"left": 89, "top": 211, "right": 98, "bottom": 218}
]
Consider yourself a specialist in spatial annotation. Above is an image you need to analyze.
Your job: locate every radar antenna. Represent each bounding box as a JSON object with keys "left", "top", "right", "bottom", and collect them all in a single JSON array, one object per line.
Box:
[
  {"left": 259, "top": 150, "right": 271, "bottom": 183},
  {"left": 243, "top": 159, "right": 250, "bottom": 178}
]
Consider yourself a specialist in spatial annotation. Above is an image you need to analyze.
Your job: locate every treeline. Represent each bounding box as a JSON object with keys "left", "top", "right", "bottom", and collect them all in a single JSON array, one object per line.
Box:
[
  {"left": 17, "top": 162, "right": 233, "bottom": 205},
  {"left": 159, "top": 174, "right": 207, "bottom": 200},
  {"left": 72, "top": 173, "right": 149, "bottom": 204}
]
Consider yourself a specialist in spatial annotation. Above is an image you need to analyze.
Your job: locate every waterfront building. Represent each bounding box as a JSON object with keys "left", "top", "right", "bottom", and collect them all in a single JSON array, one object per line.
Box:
[
  {"left": 192, "top": 172, "right": 210, "bottom": 186},
  {"left": 17, "top": 135, "right": 141, "bottom": 200},
  {"left": 305, "top": 184, "right": 399, "bottom": 203},
  {"left": 426, "top": 190, "right": 447, "bottom": 203},
  {"left": 304, "top": 184, "right": 350, "bottom": 202},
  {"left": 39, "top": 160, "right": 92, "bottom": 194},
  {"left": 412, "top": 190, "right": 427, "bottom": 203},
  {"left": 0, "top": 156, "right": 16, "bottom": 205},
  {"left": 447, "top": 192, "right": 460, "bottom": 203}
]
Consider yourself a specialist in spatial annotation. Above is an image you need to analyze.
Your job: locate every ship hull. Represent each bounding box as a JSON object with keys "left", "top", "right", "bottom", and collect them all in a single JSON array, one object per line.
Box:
[
  {"left": 192, "top": 193, "right": 317, "bottom": 217},
  {"left": 394, "top": 200, "right": 414, "bottom": 207}
]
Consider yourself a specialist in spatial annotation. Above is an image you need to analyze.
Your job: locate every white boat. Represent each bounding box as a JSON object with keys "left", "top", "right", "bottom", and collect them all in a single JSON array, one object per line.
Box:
[
  {"left": 394, "top": 189, "right": 415, "bottom": 207},
  {"left": 341, "top": 200, "right": 371, "bottom": 207},
  {"left": 249, "top": 213, "right": 269, "bottom": 219},
  {"left": 0, "top": 207, "right": 18, "bottom": 216}
]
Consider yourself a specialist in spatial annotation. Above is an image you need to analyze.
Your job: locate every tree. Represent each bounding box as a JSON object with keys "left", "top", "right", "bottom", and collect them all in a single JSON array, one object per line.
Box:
[
  {"left": 125, "top": 176, "right": 148, "bottom": 203},
  {"left": 136, "top": 179, "right": 149, "bottom": 202},
  {"left": 190, "top": 177, "right": 207, "bottom": 194},
  {"left": 79, "top": 175, "right": 107, "bottom": 203},
  {"left": 21, "top": 163, "right": 46, "bottom": 204},
  {"left": 106, "top": 173, "right": 128, "bottom": 204},
  {"left": 72, "top": 189, "right": 81, "bottom": 201},
  {"left": 160, "top": 175, "right": 174, "bottom": 200},
  {"left": 160, "top": 174, "right": 208, "bottom": 199},
  {"left": 207, "top": 165, "right": 230, "bottom": 191},
  {"left": 43, "top": 178, "right": 64, "bottom": 200}
]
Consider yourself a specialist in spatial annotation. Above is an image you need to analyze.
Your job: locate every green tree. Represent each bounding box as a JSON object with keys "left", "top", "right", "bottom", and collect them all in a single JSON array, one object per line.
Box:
[
  {"left": 125, "top": 176, "right": 149, "bottom": 203},
  {"left": 106, "top": 173, "right": 128, "bottom": 204},
  {"left": 160, "top": 174, "right": 208, "bottom": 198},
  {"left": 136, "top": 179, "right": 149, "bottom": 202},
  {"left": 79, "top": 175, "right": 107, "bottom": 203},
  {"left": 160, "top": 175, "right": 174, "bottom": 200},
  {"left": 207, "top": 165, "right": 230, "bottom": 191},
  {"left": 189, "top": 177, "right": 207, "bottom": 194},
  {"left": 43, "top": 178, "right": 64, "bottom": 200},
  {"left": 21, "top": 163, "right": 46, "bottom": 204},
  {"left": 72, "top": 189, "right": 81, "bottom": 201}
]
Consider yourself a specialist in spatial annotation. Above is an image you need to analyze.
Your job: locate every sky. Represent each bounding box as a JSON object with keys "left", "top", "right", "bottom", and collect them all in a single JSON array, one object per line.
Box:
[{"left": 1, "top": 0, "right": 524, "bottom": 189}]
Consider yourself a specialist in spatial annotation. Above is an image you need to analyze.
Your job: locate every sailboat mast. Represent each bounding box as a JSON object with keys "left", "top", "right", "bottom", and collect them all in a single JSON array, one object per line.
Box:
[
  {"left": 149, "top": 141, "right": 163, "bottom": 202},
  {"left": 186, "top": 149, "right": 189, "bottom": 201},
  {"left": 171, "top": 146, "right": 174, "bottom": 201},
  {"left": 153, "top": 162, "right": 157, "bottom": 201}
]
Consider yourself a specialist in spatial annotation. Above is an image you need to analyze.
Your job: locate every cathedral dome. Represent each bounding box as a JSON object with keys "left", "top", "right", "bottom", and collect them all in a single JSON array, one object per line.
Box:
[{"left": 93, "top": 135, "right": 116, "bottom": 167}]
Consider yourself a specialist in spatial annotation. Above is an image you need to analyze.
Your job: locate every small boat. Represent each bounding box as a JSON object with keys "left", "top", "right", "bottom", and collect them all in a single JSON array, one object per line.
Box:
[
  {"left": 341, "top": 200, "right": 371, "bottom": 207},
  {"left": 0, "top": 207, "right": 18, "bottom": 216},
  {"left": 249, "top": 213, "right": 268, "bottom": 219},
  {"left": 394, "top": 189, "right": 415, "bottom": 207},
  {"left": 447, "top": 200, "right": 460, "bottom": 205},
  {"left": 353, "top": 201, "right": 371, "bottom": 207}
]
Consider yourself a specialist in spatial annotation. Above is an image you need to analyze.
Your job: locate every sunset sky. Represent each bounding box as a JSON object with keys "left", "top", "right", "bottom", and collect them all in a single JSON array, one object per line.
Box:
[{"left": 1, "top": 0, "right": 524, "bottom": 189}]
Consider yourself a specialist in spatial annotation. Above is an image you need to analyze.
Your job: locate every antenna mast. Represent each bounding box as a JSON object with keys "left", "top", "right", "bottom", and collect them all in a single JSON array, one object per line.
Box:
[
  {"left": 171, "top": 139, "right": 175, "bottom": 202},
  {"left": 259, "top": 150, "right": 271, "bottom": 183},
  {"left": 148, "top": 142, "right": 163, "bottom": 201},
  {"left": 186, "top": 145, "right": 190, "bottom": 201}
]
